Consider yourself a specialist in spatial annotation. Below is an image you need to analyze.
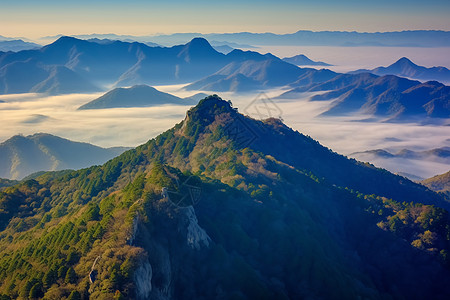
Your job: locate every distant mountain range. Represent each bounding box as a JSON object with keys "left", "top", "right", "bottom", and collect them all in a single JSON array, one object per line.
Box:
[
  {"left": 0, "top": 36, "right": 449, "bottom": 121},
  {"left": 0, "top": 37, "right": 272, "bottom": 94},
  {"left": 78, "top": 85, "right": 201, "bottom": 109},
  {"left": 0, "top": 39, "right": 41, "bottom": 52},
  {"left": 185, "top": 50, "right": 307, "bottom": 92},
  {"left": 189, "top": 30, "right": 450, "bottom": 47},
  {"left": 281, "top": 73, "right": 450, "bottom": 121},
  {"left": 282, "top": 54, "right": 331, "bottom": 66},
  {"left": 212, "top": 44, "right": 235, "bottom": 54},
  {"left": 351, "top": 147, "right": 450, "bottom": 162},
  {"left": 0, "top": 59, "right": 101, "bottom": 95},
  {"left": 0, "top": 133, "right": 129, "bottom": 180},
  {"left": 46, "top": 30, "right": 450, "bottom": 47},
  {"left": 350, "top": 147, "right": 450, "bottom": 180},
  {"left": 351, "top": 57, "right": 450, "bottom": 83}
]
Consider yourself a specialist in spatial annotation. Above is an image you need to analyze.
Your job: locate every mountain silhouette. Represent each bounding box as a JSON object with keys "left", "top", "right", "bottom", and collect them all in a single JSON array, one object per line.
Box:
[
  {"left": 78, "top": 85, "right": 198, "bottom": 109},
  {"left": 0, "top": 39, "right": 41, "bottom": 52},
  {"left": 281, "top": 72, "right": 450, "bottom": 120},
  {"left": 351, "top": 57, "right": 450, "bottom": 83},
  {"left": 0, "top": 58, "right": 100, "bottom": 94},
  {"left": 0, "top": 133, "right": 129, "bottom": 179},
  {"left": 283, "top": 54, "right": 331, "bottom": 66},
  {"left": 186, "top": 52, "right": 306, "bottom": 92}
]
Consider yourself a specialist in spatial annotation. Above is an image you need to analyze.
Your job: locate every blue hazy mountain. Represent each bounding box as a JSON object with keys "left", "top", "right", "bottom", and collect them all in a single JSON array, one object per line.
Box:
[
  {"left": 0, "top": 37, "right": 230, "bottom": 93},
  {"left": 185, "top": 49, "right": 306, "bottom": 92},
  {"left": 350, "top": 147, "right": 450, "bottom": 180},
  {"left": 114, "top": 37, "right": 228, "bottom": 86},
  {"left": 212, "top": 44, "right": 234, "bottom": 54},
  {"left": 133, "top": 30, "right": 450, "bottom": 47},
  {"left": 351, "top": 57, "right": 450, "bottom": 83},
  {"left": 0, "top": 133, "right": 129, "bottom": 180},
  {"left": 351, "top": 147, "right": 450, "bottom": 164},
  {"left": 78, "top": 85, "right": 199, "bottom": 109},
  {"left": 0, "top": 59, "right": 100, "bottom": 94},
  {"left": 283, "top": 54, "right": 331, "bottom": 66},
  {"left": 281, "top": 72, "right": 450, "bottom": 120},
  {"left": 0, "top": 39, "right": 41, "bottom": 52}
]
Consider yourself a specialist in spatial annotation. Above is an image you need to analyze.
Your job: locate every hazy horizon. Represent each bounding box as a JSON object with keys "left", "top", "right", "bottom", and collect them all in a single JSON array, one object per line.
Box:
[{"left": 1, "top": 0, "right": 449, "bottom": 40}]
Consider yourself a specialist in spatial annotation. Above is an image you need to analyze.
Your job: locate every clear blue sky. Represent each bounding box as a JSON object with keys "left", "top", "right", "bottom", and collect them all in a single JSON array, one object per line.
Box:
[{"left": 1, "top": 0, "right": 449, "bottom": 40}]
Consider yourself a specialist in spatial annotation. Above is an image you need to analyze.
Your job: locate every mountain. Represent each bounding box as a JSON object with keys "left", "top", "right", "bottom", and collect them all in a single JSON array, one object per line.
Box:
[
  {"left": 352, "top": 147, "right": 450, "bottom": 163},
  {"left": 350, "top": 147, "right": 450, "bottom": 180},
  {"left": 182, "top": 92, "right": 209, "bottom": 102},
  {"left": 351, "top": 57, "right": 450, "bottom": 83},
  {"left": 42, "top": 31, "right": 450, "bottom": 47},
  {"left": 422, "top": 171, "right": 450, "bottom": 194},
  {"left": 185, "top": 50, "right": 306, "bottom": 92},
  {"left": 212, "top": 44, "right": 234, "bottom": 54},
  {"left": 282, "top": 54, "right": 331, "bottom": 66},
  {"left": 114, "top": 37, "right": 228, "bottom": 87},
  {"left": 0, "top": 59, "right": 100, "bottom": 94},
  {"left": 78, "top": 85, "right": 198, "bottom": 109},
  {"left": 0, "top": 40, "right": 41, "bottom": 52},
  {"left": 281, "top": 73, "right": 450, "bottom": 120},
  {"left": 0, "top": 37, "right": 231, "bottom": 93},
  {"left": 0, "top": 133, "right": 129, "bottom": 180},
  {"left": 0, "top": 96, "right": 450, "bottom": 299},
  {"left": 0, "top": 38, "right": 310, "bottom": 94}
]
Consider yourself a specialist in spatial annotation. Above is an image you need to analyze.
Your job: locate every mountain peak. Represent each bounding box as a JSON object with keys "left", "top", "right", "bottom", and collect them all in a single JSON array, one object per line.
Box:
[
  {"left": 183, "top": 37, "right": 216, "bottom": 54},
  {"left": 43, "top": 36, "right": 88, "bottom": 52},
  {"left": 51, "top": 36, "right": 83, "bottom": 45},
  {"left": 391, "top": 57, "right": 417, "bottom": 67},
  {"left": 193, "top": 94, "right": 230, "bottom": 109},
  {"left": 178, "top": 37, "right": 222, "bottom": 62},
  {"left": 185, "top": 95, "right": 234, "bottom": 124},
  {"left": 187, "top": 37, "right": 212, "bottom": 47}
]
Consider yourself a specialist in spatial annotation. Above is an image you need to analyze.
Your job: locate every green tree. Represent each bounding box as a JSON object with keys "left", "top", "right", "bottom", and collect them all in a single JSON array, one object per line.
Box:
[
  {"left": 57, "top": 265, "right": 68, "bottom": 279},
  {"left": 85, "top": 204, "right": 101, "bottom": 221},
  {"left": 28, "top": 283, "right": 43, "bottom": 299},
  {"left": 43, "top": 268, "right": 57, "bottom": 288},
  {"left": 65, "top": 267, "right": 77, "bottom": 284},
  {"left": 68, "top": 290, "right": 81, "bottom": 300},
  {"left": 67, "top": 250, "right": 81, "bottom": 265}
]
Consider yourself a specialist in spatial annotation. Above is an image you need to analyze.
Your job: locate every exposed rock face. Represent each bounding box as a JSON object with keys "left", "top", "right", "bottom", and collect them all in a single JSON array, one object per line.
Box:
[
  {"left": 127, "top": 213, "right": 140, "bottom": 245},
  {"left": 184, "top": 206, "right": 211, "bottom": 250},
  {"left": 89, "top": 256, "right": 101, "bottom": 284},
  {"left": 134, "top": 259, "right": 153, "bottom": 300}
]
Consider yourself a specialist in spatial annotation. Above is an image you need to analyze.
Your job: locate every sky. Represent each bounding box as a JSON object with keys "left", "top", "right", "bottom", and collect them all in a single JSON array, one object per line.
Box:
[{"left": 1, "top": 0, "right": 450, "bottom": 40}]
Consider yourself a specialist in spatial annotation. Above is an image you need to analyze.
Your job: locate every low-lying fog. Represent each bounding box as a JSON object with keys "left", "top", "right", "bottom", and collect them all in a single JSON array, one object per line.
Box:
[
  {"left": 246, "top": 46, "right": 450, "bottom": 75},
  {"left": 1, "top": 84, "right": 448, "bottom": 180}
]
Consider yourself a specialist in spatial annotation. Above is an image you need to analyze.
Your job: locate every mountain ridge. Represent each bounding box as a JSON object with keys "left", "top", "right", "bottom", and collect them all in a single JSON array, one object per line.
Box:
[
  {"left": 78, "top": 85, "right": 199, "bottom": 110},
  {"left": 282, "top": 54, "right": 331, "bottom": 66},
  {"left": 0, "top": 133, "right": 129, "bottom": 179},
  {"left": 351, "top": 57, "right": 450, "bottom": 83}
]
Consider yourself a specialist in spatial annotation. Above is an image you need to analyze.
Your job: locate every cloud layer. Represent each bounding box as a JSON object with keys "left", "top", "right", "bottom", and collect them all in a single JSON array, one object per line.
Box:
[{"left": 0, "top": 83, "right": 448, "bottom": 179}]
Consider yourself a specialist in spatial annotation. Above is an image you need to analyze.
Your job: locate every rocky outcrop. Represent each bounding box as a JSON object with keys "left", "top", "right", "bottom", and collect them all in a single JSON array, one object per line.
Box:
[
  {"left": 89, "top": 256, "right": 101, "bottom": 284},
  {"left": 184, "top": 206, "right": 211, "bottom": 250},
  {"left": 134, "top": 258, "right": 153, "bottom": 300}
]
